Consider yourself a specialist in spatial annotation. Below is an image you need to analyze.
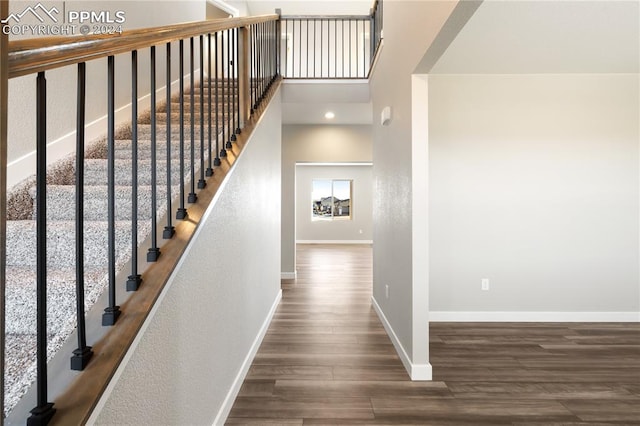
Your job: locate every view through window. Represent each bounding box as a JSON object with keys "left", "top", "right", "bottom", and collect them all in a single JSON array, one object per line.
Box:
[{"left": 312, "top": 179, "right": 352, "bottom": 220}]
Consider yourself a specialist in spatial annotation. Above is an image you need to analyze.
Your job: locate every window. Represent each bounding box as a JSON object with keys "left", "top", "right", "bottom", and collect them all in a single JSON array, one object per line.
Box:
[{"left": 312, "top": 179, "right": 352, "bottom": 220}]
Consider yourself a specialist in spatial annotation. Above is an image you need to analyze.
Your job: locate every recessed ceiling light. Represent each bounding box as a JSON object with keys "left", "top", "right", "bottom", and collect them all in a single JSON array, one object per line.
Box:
[{"left": 324, "top": 111, "right": 335, "bottom": 120}]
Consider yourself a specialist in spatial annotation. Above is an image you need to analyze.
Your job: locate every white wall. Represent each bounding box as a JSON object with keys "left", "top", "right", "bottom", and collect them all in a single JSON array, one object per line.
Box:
[
  {"left": 428, "top": 74, "right": 640, "bottom": 319},
  {"left": 296, "top": 164, "right": 372, "bottom": 242},
  {"left": 369, "top": 1, "right": 457, "bottom": 377},
  {"left": 7, "top": 1, "right": 206, "bottom": 188},
  {"left": 282, "top": 124, "right": 372, "bottom": 276},
  {"left": 90, "top": 90, "right": 282, "bottom": 425}
]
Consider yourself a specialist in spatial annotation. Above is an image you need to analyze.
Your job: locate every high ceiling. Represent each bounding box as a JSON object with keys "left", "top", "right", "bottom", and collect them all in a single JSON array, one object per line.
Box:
[
  {"left": 241, "top": 0, "right": 639, "bottom": 125},
  {"left": 430, "top": 0, "right": 640, "bottom": 74}
]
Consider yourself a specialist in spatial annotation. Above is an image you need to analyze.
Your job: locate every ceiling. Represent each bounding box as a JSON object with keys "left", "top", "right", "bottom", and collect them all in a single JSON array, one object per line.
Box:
[
  {"left": 430, "top": 0, "right": 640, "bottom": 74},
  {"left": 281, "top": 81, "right": 372, "bottom": 125},
  {"left": 253, "top": 0, "right": 640, "bottom": 125},
  {"left": 239, "top": 0, "right": 371, "bottom": 16}
]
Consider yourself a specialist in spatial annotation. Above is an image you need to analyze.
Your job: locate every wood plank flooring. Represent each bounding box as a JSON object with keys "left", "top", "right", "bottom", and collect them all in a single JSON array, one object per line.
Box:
[{"left": 226, "top": 244, "right": 640, "bottom": 425}]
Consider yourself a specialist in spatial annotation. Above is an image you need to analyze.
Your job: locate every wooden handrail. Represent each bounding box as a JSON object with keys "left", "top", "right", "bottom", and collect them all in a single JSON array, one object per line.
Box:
[{"left": 8, "top": 14, "right": 278, "bottom": 79}]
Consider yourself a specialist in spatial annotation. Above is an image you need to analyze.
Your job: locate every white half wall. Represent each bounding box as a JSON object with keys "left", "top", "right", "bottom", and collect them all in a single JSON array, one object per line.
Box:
[
  {"left": 89, "top": 90, "right": 282, "bottom": 425},
  {"left": 296, "top": 164, "right": 373, "bottom": 242},
  {"left": 428, "top": 74, "right": 640, "bottom": 317}
]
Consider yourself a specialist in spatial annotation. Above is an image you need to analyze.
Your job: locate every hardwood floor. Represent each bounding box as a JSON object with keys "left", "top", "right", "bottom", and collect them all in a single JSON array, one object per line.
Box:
[{"left": 226, "top": 244, "right": 640, "bottom": 425}]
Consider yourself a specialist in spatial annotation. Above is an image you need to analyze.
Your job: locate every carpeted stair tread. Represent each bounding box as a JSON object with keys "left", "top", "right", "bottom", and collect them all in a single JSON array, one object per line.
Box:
[
  {"left": 5, "top": 266, "right": 108, "bottom": 335},
  {"left": 30, "top": 184, "right": 172, "bottom": 221},
  {"left": 114, "top": 139, "right": 202, "bottom": 160},
  {"left": 83, "top": 158, "right": 197, "bottom": 186},
  {"left": 5, "top": 219, "right": 152, "bottom": 268},
  {"left": 137, "top": 124, "right": 206, "bottom": 138}
]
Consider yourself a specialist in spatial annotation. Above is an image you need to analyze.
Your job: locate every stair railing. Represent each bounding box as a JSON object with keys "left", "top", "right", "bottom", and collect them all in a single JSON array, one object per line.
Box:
[
  {"left": 280, "top": 0, "right": 383, "bottom": 79},
  {"left": 2, "top": 14, "right": 279, "bottom": 425}
]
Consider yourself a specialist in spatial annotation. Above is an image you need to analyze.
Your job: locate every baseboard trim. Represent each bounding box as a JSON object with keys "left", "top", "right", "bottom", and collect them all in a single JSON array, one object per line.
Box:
[
  {"left": 7, "top": 71, "right": 198, "bottom": 190},
  {"left": 429, "top": 311, "right": 640, "bottom": 322},
  {"left": 296, "top": 240, "right": 373, "bottom": 245},
  {"left": 213, "top": 288, "right": 282, "bottom": 426},
  {"left": 281, "top": 271, "right": 297, "bottom": 279},
  {"left": 371, "top": 296, "right": 432, "bottom": 381}
]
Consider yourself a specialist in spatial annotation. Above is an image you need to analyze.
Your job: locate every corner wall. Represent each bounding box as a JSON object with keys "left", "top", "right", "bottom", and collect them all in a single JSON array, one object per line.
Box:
[
  {"left": 89, "top": 90, "right": 282, "bottom": 425},
  {"left": 428, "top": 73, "right": 640, "bottom": 320},
  {"left": 369, "top": 1, "right": 457, "bottom": 378}
]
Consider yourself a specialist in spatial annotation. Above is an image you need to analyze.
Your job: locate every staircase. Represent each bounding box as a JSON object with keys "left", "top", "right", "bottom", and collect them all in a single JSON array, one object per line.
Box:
[{"left": 3, "top": 83, "right": 232, "bottom": 416}]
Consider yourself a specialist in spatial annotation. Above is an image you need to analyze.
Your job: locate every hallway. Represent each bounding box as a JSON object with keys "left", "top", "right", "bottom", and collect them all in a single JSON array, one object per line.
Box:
[{"left": 226, "top": 243, "right": 442, "bottom": 423}]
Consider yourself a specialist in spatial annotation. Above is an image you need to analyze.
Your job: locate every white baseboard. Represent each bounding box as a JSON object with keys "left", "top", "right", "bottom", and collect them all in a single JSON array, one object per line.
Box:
[
  {"left": 7, "top": 71, "right": 198, "bottom": 190},
  {"left": 371, "top": 296, "right": 432, "bottom": 381},
  {"left": 281, "top": 271, "right": 297, "bottom": 279},
  {"left": 296, "top": 240, "right": 373, "bottom": 245},
  {"left": 429, "top": 311, "right": 640, "bottom": 322},
  {"left": 213, "top": 289, "right": 282, "bottom": 426}
]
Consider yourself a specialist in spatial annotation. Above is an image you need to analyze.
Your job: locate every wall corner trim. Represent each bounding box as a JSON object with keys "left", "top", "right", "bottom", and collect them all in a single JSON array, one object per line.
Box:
[
  {"left": 281, "top": 271, "right": 297, "bottom": 279},
  {"left": 371, "top": 296, "right": 433, "bottom": 381},
  {"left": 213, "top": 289, "right": 283, "bottom": 425}
]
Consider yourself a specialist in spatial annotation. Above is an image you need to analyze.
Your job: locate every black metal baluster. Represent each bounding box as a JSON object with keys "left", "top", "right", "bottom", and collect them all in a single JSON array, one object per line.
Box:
[
  {"left": 349, "top": 19, "right": 352, "bottom": 77},
  {"left": 176, "top": 39, "right": 188, "bottom": 220},
  {"left": 28, "top": 71, "right": 56, "bottom": 426},
  {"left": 298, "top": 20, "right": 301, "bottom": 78},
  {"left": 226, "top": 29, "right": 232, "bottom": 150},
  {"left": 230, "top": 28, "right": 237, "bottom": 142},
  {"left": 284, "top": 20, "right": 288, "bottom": 77},
  {"left": 206, "top": 33, "right": 214, "bottom": 176},
  {"left": 214, "top": 32, "right": 221, "bottom": 166},
  {"left": 335, "top": 19, "right": 338, "bottom": 78},
  {"left": 102, "top": 56, "right": 121, "bottom": 327},
  {"left": 320, "top": 19, "right": 324, "bottom": 77},
  {"left": 306, "top": 19, "right": 309, "bottom": 78},
  {"left": 252, "top": 24, "right": 257, "bottom": 110},
  {"left": 188, "top": 37, "right": 197, "bottom": 203},
  {"left": 198, "top": 35, "right": 206, "bottom": 189},
  {"left": 220, "top": 30, "right": 227, "bottom": 158},
  {"left": 362, "top": 19, "right": 366, "bottom": 76},
  {"left": 164, "top": 42, "right": 175, "bottom": 239},
  {"left": 127, "top": 51, "right": 142, "bottom": 291},
  {"left": 341, "top": 19, "right": 345, "bottom": 77},
  {"left": 147, "top": 46, "right": 160, "bottom": 262},
  {"left": 71, "top": 62, "right": 93, "bottom": 370},
  {"left": 234, "top": 28, "right": 241, "bottom": 137}
]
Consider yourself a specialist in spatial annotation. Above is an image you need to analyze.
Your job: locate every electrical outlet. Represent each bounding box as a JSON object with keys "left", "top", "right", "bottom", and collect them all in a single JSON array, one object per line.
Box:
[
  {"left": 481, "top": 279, "right": 490, "bottom": 291},
  {"left": 385, "top": 284, "right": 389, "bottom": 299}
]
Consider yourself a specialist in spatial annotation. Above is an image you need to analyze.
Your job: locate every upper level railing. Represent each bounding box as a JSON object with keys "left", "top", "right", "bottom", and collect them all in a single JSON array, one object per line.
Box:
[
  {"left": 280, "top": 0, "right": 383, "bottom": 79},
  {"left": 2, "top": 14, "right": 279, "bottom": 425}
]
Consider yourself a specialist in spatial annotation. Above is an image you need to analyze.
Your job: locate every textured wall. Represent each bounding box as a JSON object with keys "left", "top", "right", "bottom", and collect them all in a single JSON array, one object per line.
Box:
[
  {"left": 296, "top": 165, "right": 373, "bottom": 242},
  {"left": 90, "top": 91, "right": 282, "bottom": 425},
  {"left": 281, "top": 124, "right": 372, "bottom": 275},
  {"left": 369, "top": 1, "right": 457, "bottom": 360},
  {"left": 428, "top": 74, "right": 640, "bottom": 314}
]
